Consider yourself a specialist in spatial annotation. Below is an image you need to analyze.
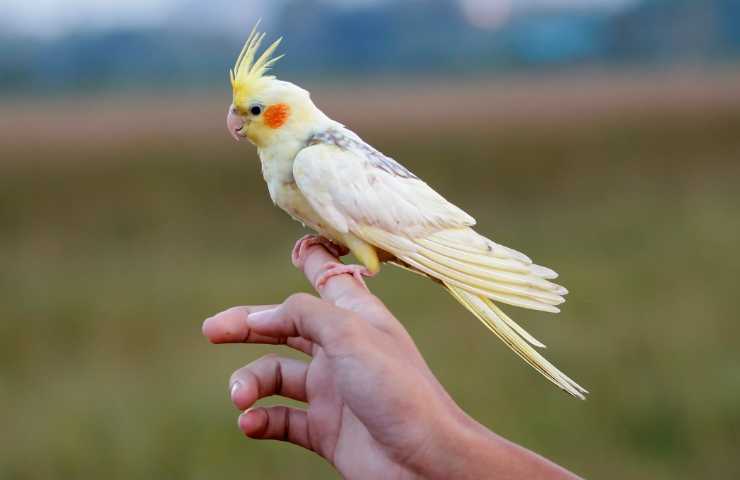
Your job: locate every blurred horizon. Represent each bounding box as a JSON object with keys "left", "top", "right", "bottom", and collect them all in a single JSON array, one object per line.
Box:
[{"left": 2, "top": 0, "right": 740, "bottom": 94}]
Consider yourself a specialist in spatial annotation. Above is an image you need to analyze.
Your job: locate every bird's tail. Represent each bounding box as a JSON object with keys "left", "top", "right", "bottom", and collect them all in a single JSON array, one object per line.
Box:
[
  {"left": 445, "top": 284, "right": 587, "bottom": 399},
  {"left": 359, "top": 225, "right": 588, "bottom": 398}
]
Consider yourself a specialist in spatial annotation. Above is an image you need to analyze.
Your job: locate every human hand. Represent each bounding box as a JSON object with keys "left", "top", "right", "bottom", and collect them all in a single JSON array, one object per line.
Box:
[{"left": 202, "top": 243, "right": 580, "bottom": 479}]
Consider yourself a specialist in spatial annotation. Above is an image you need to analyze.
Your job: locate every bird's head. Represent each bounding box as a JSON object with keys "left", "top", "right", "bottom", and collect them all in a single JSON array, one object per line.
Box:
[{"left": 227, "top": 24, "right": 317, "bottom": 149}]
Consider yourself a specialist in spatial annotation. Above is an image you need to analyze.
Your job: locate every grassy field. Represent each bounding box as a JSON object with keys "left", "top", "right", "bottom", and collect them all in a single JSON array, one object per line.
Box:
[{"left": 2, "top": 71, "right": 740, "bottom": 479}]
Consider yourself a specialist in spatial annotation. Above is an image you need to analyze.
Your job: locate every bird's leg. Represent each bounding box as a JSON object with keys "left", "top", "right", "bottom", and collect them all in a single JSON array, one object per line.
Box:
[
  {"left": 313, "top": 233, "right": 381, "bottom": 290},
  {"left": 315, "top": 262, "right": 377, "bottom": 291},
  {"left": 291, "top": 234, "right": 349, "bottom": 269}
]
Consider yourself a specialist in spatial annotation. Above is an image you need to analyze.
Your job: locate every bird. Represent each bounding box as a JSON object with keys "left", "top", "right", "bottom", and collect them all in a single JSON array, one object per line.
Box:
[{"left": 225, "top": 24, "right": 587, "bottom": 399}]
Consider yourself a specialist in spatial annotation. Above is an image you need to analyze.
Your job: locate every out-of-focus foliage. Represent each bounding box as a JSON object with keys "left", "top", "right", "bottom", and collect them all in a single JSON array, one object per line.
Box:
[{"left": 1, "top": 72, "right": 739, "bottom": 478}]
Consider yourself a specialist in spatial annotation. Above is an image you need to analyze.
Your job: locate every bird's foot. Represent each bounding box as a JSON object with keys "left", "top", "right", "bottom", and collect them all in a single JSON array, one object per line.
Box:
[
  {"left": 316, "top": 262, "right": 375, "bottom": 291},
  {"left": 291, "top": 235, "right": 349, "bottom": 269}
]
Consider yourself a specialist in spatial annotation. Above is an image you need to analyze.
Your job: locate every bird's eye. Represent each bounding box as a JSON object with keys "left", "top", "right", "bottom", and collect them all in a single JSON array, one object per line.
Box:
[{"left": 250, "top": 105, "right": 262, "bottom": 116}]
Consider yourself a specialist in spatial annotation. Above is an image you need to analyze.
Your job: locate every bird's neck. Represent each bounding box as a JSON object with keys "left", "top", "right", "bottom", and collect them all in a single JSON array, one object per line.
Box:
[
  {"left": 258, "top": 107, "right": 337, "bottom": 202},
  {"left": 258, "top": 136, "right": 303, "bottom": 190},
  {"left": 259, "top": 106, "right": 334, "bottom": 169}
]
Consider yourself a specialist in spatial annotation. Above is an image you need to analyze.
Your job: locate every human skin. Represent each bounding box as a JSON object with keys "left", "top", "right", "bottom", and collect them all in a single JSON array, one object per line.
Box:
[{"left": 202, "top": 244, "right": 581, "bottom": 480}]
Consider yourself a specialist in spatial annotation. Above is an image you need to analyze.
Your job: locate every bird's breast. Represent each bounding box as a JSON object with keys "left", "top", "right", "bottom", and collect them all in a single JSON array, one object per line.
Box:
[
  {"left": 259, "top": 149, "right": 335, "bottom": 239},
  {"left": 270, "top": 181, "right": 336, "bottom": 237}
]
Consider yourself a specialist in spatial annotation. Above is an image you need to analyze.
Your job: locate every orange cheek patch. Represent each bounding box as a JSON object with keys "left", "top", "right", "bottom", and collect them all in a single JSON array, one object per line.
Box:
[{"left": 264, "top": 103, "right": 290, "bottom": 129}]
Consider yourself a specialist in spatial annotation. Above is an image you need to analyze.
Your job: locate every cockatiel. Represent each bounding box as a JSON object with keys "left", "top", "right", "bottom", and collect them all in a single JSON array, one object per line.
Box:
[{"left": 226, "top": 25, "right": 587, "bottom": 399}]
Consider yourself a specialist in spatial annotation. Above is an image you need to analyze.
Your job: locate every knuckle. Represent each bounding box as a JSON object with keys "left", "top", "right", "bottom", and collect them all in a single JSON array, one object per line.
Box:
[{"left": 284, "top": 292, "right": 314, "bottom": 309}]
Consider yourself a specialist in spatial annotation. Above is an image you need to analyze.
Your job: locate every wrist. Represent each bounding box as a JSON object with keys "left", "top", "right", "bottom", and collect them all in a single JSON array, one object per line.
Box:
[
  {"left": 416, "top": 416, "right": 501, "bottom": 480},
  {"left": 411, "top": 413, "right": 579, "bottom": 480},
  {"left": 399, "top": 408, "right": 494, "bottom": 480}
]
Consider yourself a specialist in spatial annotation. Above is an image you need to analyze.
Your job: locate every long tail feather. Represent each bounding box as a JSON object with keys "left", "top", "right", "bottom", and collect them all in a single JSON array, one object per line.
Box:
[
  {"left": 356, "top": 225, "right": 587, "bottom": 398},
  {"left": 446, "top": 284, "right": 587, "bottom": 399}
]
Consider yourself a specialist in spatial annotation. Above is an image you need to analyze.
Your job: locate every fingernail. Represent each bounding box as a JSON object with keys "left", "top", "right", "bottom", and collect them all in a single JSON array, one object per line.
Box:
[
  {"left": 238, "top": 408, "right": 262, "bottom": 436},
  {"left": 238, "top": 409, "right": 252, "bottom": 434},
  {"left": 230, "top": 380, "right": 242, "bottom": 401},
  {"left": 201, "top": 317, "right": 215, "bottom": 337},
  {"left": 247, "top": 308, "right": 276, "bottom": 327}
]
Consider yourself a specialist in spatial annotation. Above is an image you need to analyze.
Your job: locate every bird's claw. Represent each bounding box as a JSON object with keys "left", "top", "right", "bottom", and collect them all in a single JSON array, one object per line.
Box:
[
  {"left": 315, "top": 262, "right": 375, "bottom": 291},
  {"left": 292, "top": 235, "right": 349, "bottom": 269}
]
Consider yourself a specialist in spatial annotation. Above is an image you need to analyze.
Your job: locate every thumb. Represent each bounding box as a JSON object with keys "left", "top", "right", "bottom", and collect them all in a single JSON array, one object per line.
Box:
[{"left": 246, "top": 293, "right": 348, "bottom": 348}]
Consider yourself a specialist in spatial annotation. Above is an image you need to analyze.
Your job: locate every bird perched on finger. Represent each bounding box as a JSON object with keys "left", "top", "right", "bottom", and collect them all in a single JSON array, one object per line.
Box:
[{"left": 225, "top": 24, "right": 587, "bottom": 399}]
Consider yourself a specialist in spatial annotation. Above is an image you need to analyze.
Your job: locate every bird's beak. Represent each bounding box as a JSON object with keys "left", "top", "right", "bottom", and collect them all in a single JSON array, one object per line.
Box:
[{"left": 227, "top": 104, "right": 247, "bottom": 141}]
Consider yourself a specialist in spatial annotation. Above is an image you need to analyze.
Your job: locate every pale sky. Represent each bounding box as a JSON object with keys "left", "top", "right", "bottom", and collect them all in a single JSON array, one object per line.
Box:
[{"left": 1, "top": 0, "right": 638, "bottom": 37}]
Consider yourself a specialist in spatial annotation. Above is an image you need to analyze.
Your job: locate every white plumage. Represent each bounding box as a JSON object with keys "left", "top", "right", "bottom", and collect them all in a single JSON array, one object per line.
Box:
[
  {"left": 227, "top": 26, "right": 588, "bottom": 398},
  {"left": 293, "top": 132, "right": 587, "bottom": 399}
]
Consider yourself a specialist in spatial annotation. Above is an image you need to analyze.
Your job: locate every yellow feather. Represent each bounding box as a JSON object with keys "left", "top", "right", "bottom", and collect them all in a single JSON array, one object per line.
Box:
[
  {"left": 349, "top": 224, "right": 587, "bottom": 397},
  {"left": 231, "top": 22, "right": 284, "bottom": 108},
  {"left": 414, "top": 245, "right": 566, "bottom": 299},
  {"left": 446, "top": 285, "right": 587, "bottom": 399},
  {"left": 343, "top": 233, "right": 380, "bottom": 275}
]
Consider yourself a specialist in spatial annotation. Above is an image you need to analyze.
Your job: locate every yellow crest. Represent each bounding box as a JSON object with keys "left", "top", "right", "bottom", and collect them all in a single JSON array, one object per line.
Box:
[{"left": 230, "top": 21, "right": 284, "bottom": 107}]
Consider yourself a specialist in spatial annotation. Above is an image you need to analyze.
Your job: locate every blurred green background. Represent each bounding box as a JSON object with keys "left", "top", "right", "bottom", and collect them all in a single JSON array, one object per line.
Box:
[{"left": 2, "top": 1, "right": 740, "bottom": 479}]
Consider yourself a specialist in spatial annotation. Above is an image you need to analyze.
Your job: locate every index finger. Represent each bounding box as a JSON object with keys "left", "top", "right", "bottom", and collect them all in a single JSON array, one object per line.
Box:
[
  {"left": 246, "top": 293, "right": 363, "bottom": 350},
  {"left": 202, "top": 305, "right": 315, "bottom": 355},
  {"left": 299, "top": 244, "right": 379, "bottom": 313}
]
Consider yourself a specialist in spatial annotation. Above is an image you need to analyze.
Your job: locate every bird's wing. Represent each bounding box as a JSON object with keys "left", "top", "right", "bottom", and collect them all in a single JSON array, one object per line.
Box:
[
  {"left": 293, "top": 142, "right": 475, "bottom": 238},
  {"left": 294, "top": 139, "right": 587, "bottom": 398},
  {"left": 293, "top": 140, "right": 564, "bottom": 311}
]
